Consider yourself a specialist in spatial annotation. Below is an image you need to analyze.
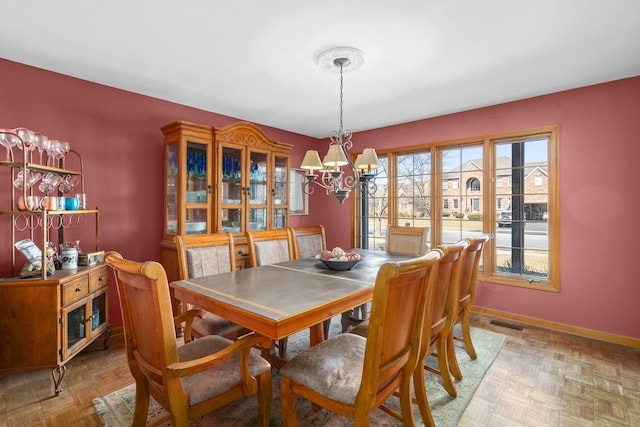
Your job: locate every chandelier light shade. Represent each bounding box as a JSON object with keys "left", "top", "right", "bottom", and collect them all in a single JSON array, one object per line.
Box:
[{"left": 301, "top": 47, "right": 380, "bottom": 204}]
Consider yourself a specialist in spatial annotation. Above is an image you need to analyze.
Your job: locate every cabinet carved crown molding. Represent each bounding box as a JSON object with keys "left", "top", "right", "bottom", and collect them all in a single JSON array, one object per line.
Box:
[{"left": 215, "top": 121, "right": 292, "bottom": 152}]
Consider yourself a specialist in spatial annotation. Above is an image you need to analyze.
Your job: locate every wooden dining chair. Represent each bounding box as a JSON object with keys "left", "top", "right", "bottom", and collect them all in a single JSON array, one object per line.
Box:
[
  {"left": 412, "top": 240, "right": 467, "bottom": 426},
  {"left": 105, "top": 251, "right": 272, "bottom": 427},
  {"left": 246, "top": 227, "right": 297, "bottom": 358},
  {"left": 279, "top": 250, "right": 443, "bottom": 427},
  {"left": 343, "top": 225, "right": 430, "bottom": 332},
  {"left": 246, "top": 228, "right": 297, "bottom": 268},
  {"left": 446, "top": 233, "right": 491, "bottom": 381},
  {"left": 291, "top": 225, "right": 326, "bottom": 258},
  {"left": 292, "top": 225, "right": 333, "bottom": 338},
  {"left": 174, "top": 233, "right": 251, "bottom": 341},
  {"left": 386, "top": 225, "right": 430, "bottom": 256}
]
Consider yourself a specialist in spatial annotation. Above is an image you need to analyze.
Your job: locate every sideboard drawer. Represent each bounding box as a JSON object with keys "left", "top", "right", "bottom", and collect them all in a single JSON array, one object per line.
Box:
[
  {"left": 62, "top": 276, "right": 89, "bottom": 306},
  {"left": 89, "top": 266, "right": 109, "bottom": 292}
]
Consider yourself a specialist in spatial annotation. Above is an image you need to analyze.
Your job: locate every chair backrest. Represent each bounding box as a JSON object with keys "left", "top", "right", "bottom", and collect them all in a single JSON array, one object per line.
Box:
[
  {"left": 174, "top": 233, "right": 236, "bottom": 280},
  {"left": 421, "top": 240, "right": 467, "bottom": 356},
  {"left": 245, "top": 228, "right": 297, "bottom": 267},
  {"left": 457, "top": 233, "right": 491, "bottom": 315},
  {"left": 386, "top": 226, "right": 429, "bottom": 256},
  {"left": 358, "top": 250, "right": 442, "bottom": 405},
  {"left": 105, "top": 252, "right": 178, "bottom": 394},
  {"left": 292, "top": 225, "right": 326, "bottom": 258}
]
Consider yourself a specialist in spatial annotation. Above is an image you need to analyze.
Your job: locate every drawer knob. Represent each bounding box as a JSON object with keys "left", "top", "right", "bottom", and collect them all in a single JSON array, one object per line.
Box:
[{"left": 75, "top": 287, "right": 81, "bottom": 293}]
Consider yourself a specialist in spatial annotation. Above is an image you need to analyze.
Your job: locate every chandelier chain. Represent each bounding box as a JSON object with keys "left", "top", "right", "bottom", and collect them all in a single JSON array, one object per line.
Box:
[{"left": 339, "top": 61, "right": 344, "bottom": 135}]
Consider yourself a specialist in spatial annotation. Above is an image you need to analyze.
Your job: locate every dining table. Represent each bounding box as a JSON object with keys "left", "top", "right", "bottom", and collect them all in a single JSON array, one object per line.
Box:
[{"left": 170, "top": 249, "right": 414, "bottom": 367}]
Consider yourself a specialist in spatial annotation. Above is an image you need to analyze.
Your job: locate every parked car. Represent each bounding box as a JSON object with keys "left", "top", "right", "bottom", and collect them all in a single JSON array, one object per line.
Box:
[{"left": 498, "top": 211, "right": 512, "bottom": 227}]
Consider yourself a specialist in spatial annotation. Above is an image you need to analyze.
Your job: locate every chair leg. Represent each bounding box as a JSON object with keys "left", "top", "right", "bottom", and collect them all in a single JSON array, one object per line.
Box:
[
  {"left": 413, "top": 365, "right": 436, "bottom": 427},
  {"left": 341, "top": 311, "right": 352, "bottom": 332},
  {"left": 278, "top": 338, "right": 288, "bottom": 359},
  {"left": 257, "top": 369, "right": 273, "bottom": 426},
  {"left": 460, "top": 313, "right": 477, "bottom": 359},
  {"left": 132, "top": 380, "right": 150, "bottom": 427},
  {"left": 436, "top": 337, "right": 457, "bottom": 397},
  {"left": 323, "top": 318, "right": 331, "bottom": 339},
  {"left": 280, "top": 377, "right": 298, "bottom": 427},
  {"left": 397, "top": 374, "right": 418, "bottom": 427},
  {"left": 447, "top": 332, "right": 463, "bottom": 381}
]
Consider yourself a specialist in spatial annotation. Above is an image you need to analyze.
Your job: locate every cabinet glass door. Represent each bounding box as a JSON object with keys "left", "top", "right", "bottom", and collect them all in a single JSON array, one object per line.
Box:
[
  {"left": 248, "top": 208, "right": 266, "bottom": 231},
  {"left": 63, "top": 300, "right": 89, "bottom": 359},
  {"left": 91, "top": 290, "right": 107, "bottom": 332},
  {"left": 166, "top": 142, "right": 178, "bottom": 235},
  {"left": 249, "top": 151, "right": 268, "bottom": 205},
  {"left": 185, "top": 141, "right": 209, "bottom": 235},
  {"left": 221, "top": 146, "right": 243, "bottom": 232},
  {"left": 248, "top": 150, "right": 268, "bottom": 230},
  {"left": 273, "top": 155, "right": 288, "bottom": 229}
]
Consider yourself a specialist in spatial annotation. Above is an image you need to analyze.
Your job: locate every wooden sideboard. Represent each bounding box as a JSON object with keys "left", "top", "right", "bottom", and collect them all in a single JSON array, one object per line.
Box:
[{"left": 0, "top": 263, "right": 111, "bottom": 395}]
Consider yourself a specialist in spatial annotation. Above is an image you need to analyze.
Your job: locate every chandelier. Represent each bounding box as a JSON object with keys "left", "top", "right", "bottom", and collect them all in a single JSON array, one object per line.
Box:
[{"left": 300, "top": 47, "right": 380, "bottom": 204}]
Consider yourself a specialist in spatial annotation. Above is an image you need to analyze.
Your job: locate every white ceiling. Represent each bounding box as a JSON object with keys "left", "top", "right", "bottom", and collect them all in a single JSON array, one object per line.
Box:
[{"left": 2, "top": 1, "right": 639, "bottom": 138}]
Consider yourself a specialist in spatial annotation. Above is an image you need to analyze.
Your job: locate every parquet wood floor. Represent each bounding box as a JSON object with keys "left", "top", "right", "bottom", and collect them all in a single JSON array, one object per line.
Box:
[{"left": 1, "top": 312, "right": 638, "bottom": 426}]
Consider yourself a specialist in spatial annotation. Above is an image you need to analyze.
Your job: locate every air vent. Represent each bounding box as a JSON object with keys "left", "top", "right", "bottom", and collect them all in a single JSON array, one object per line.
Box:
[{"left": 490, "top": 320, "right": 523, "bottom": 331}]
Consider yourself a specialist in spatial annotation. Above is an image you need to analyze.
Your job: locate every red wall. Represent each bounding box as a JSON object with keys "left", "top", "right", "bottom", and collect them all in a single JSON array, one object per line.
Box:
[
  {"left": 1, "top": 58, "right": 638, "bottom": 340},
  {"left": 323, "top": 76, "right": 640, "bottom": 340},
  {"left": 0, "top": 59, "right": 318, "bottom": 327}
]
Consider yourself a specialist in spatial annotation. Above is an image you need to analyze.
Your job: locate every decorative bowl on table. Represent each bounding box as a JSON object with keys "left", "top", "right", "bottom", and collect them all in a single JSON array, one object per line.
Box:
[
  {"left": 317, "top": 247, "right": 363, "bottom": 271},
  {"left": 320, "top": 258, "right": 362, "bottom": 271}
]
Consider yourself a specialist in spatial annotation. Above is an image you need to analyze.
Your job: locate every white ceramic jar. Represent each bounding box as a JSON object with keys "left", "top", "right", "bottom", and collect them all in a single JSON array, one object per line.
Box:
[{"left": 60, "top": 247, "right": 78, "bottom": 270}]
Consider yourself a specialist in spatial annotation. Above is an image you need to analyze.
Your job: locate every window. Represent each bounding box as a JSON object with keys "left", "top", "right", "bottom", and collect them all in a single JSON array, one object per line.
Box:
[
  {"left": 289, "top": 169, "right": 308, "bottom": 215},
  {"left": 355, "top": 126, "right": 558, "bottom": 291},
  {"left": 440, "top": 145, "right": 483, "bottom": 244},
  {"left": 395, "top": 152, "right": 431, "bottom": 229},
  {"left": 493, "top": 136, "right": 552, "bottom": 288},
  {"left": 359, "top": 155, "right": 389, "bottom": 251},
  {"left": 468, "top": 178, "right": 481, "bottom": 191}
]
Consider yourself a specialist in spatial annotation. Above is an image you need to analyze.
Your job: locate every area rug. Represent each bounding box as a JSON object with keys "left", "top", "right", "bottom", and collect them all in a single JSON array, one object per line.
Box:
[{"left": 94, "top": 324, "right": 505, "bottom": 426}]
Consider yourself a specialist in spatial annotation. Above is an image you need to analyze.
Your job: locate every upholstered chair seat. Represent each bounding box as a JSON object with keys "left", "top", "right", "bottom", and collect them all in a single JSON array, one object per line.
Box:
[
  {"left": 177, "top": 335, "right": 271, "bottom": 405},
  {"left": 280, "top": 333, "right": 366, "bottom": 404}
]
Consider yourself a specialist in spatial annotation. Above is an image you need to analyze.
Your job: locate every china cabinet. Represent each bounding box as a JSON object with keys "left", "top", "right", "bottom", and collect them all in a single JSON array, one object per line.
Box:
[
  {"left": 0, "top": 130, "right": 110, "bottom": 396},
  {"left": 161, "top": 121, "right": 292, "bottom": 280}
]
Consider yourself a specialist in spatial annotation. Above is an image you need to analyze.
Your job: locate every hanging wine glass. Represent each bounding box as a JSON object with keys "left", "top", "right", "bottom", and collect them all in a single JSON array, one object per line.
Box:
[
  {"left": 13, "top": 168, "right": 42, "bottom": 190},
  {"left": 58, "top": 174, "right": 79, "bottom": 194},
  {"left": 38, "top": 172, "right": 63, "bottom": 196}
]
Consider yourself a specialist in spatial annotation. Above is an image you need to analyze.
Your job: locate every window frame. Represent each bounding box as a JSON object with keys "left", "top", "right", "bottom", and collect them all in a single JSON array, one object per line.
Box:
[{"left": 355, "top": 125, "right": 559, "bottom": 292}]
